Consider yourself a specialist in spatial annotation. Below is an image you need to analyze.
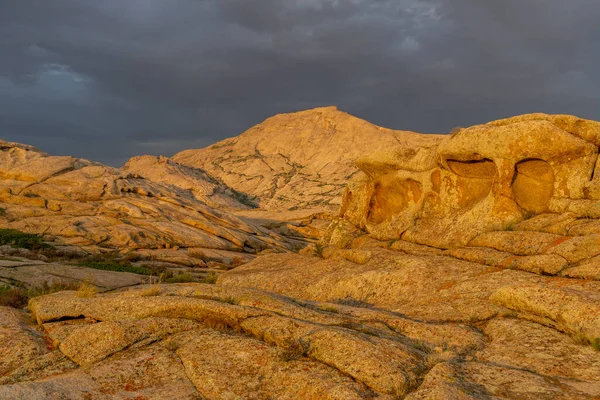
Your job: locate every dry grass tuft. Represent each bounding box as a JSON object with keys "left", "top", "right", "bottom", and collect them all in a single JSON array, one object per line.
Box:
[
  {"left": 202, "top": 272, "right": 218, "bottom": 284},
  {"left": 165, "top": 273, "right": 195, "bottom": 283},
  {"left": 280, "top": 341, "right": 306, "bottom": 362},
  {"left": 76, "top": 281, "right": 98, "bottom": 298},
  {"left": 1, "top": 281, "right": 80, "bottom": 308},
  {"left": 140, "top": 285, "right": 162, "bottom": 297}
]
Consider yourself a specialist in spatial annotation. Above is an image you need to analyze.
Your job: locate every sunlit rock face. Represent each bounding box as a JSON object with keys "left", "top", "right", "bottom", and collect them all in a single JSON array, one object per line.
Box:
[
  {"left": 339, "top": 113, "right": 600, "bottom": 248},
  {"left": 0, "top": 140, "right": 295, "bottom": 257},
  {"left": 172, "top": 106, "right": 443, "bottom": 212}
]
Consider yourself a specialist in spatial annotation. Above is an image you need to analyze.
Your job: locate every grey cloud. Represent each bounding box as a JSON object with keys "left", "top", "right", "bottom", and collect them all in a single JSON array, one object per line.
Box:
[{"left": 0, "top": 0, "right": 598, "bottom": 165}]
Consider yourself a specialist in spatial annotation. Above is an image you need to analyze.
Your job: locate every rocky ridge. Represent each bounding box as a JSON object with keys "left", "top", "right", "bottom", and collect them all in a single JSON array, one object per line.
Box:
[
  {"left": 3, "top": 110, "right": 600, "bottom": 398},
  {"left": 172, "top": 106, "right": 442, "bottom": 211},
  {"left": 0, "top": 139, "right": 306, "bottom": 270}
]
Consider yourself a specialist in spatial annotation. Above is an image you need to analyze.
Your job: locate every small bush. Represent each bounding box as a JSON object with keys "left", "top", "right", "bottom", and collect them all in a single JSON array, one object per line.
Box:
[
  {"left": 202, "top": 272, "right": 218, "bottom": 284},
  {"left": 412, "top": 340, "right": 434, "bottom": 354},
  {"left": 592, "top": 338, "right": 600, "bottom": 351},
  {"left": 76, "top": 261, "right": 153, "bottom": 275},
  {"left": 0, "top": 286, "right": 28, "bottom": 308},
  {"left": 165, "top": 273, "right": 195, "bottom": 283},
  {"left": 573, "top": 329, "right": 589, "bottom": 345},
  {"left": 140, "top": 285, "right": 161, "bottom": 297},
  {"left": 280, "top": 341, "right": 306, "bottom": 362},
  {"left": 315, "top": 243, "right": 325, "bottom": 257},
  {"left": 164, "top": 338, "right": 180, "bottom": 352},
  {"left": 0, "top": 229, "right": 51, "bottom": 250},
  {"left": 223, "top": 296, "right": 239, "bottom": 305},
  {"left": 0, "top": 256, "right": 22, "bottom": 262},
  {"left": 76, "top": 282, "right": 98, "bottom": 298},
  {"left": 0, "top": 281, "right": 80, "bottom": 308}
]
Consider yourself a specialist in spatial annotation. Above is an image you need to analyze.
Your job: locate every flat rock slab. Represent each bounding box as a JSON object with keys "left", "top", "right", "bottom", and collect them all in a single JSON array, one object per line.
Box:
[
  {"left": 0, "top": 263, "right": 144, "bottom": 289},
  {"left": 219, "top": 249, "right": 552, "bottom": 321},
  {"left": 2, "top": 283, "right": 488, "bottom": 399},
  {"left": 490, "top": 282, "right": 600, "bottom": 340},
  {"left": 0, "top": 307, "right": 46, "bottom": 376},
  {"left": 1, "top": 277, "right": 600, "bottom": 399}
]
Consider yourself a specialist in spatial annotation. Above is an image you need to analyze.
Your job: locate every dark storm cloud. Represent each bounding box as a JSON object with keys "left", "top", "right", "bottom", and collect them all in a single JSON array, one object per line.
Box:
[{"left": 1, "top": 0, "right": 599, "bottom": 165}]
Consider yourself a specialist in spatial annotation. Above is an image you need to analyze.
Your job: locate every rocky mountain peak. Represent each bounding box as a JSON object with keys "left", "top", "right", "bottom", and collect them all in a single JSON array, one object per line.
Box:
[{"left": 172, "top": 106, "right": 442, "bottom": 211}]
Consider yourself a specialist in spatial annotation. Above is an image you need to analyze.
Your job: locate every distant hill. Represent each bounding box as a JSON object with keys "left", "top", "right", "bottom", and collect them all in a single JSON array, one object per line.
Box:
[{"left": 172, "top": 106, "right": 443, "bottom": 211}]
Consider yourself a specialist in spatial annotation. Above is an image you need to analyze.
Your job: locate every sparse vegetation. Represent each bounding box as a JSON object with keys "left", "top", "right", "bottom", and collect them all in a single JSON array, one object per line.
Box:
[
  {"left": 412, "top": 339, "right": 434, "bottom": 354},
  {"left": 223, "top": 296, "right": 239, "bottom": 305},
  {"left": 231, "top": 190, "right": 258, "bottom": 208},
  {"left": 318, "top": 304, "right": 339, "bottom": 313},
  {"left": 74, "top": 256, "right": 175, "bottom": 278},
  {"left": 76, "top": 282, "right": 98, "bottom": 298},
  {"left": 523, "top": 210, "right": 536, "bottom": 220},
  {"left": 0, "top": 256, "right": 22, "bottom": 262},
  {"left": 0, "top": 228, "right": 52, "bottom": 250},
  {"left": 332, "top": 296, "right": 373, "bottom": 309},
  {"left": 504, "top": 224, "right": 516, "bottom": 232},
  {"left": 202, "top": 272, "right": 218, "bottom": 284},
  {"left": 76, "top": 261, "right": 154, "bottom": 275},
  {"left": 164, "top": 338, "right": 180, "bottom": 352},
  {"left": 140, "top": 285, "right": 162, "bottom": 297},
  {"left": 280, "top": 341, "right": 306, "bottom": 362},
  {"left": 164, "top": 273, "right": 195, "bottom": 283},
  {"left": 572, "top": 326, "right": 589, "bottom": 345},
  {"left": 572, "top": 328, "right": 600, "bottom": 351},
  {"left": 0, "top": 281, "right": 80, "bottom": 308},
  {"left": 315, "top": 243, "right": 325, "bottom": 257}
]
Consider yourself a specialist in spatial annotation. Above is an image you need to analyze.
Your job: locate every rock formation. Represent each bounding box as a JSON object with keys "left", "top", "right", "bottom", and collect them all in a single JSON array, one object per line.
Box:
[
  {"left": 0, "top": 140, "right": 302, "bottom": 267},
  {"left": 217, "top": 112, "right": 600, "bottom": 398},
  {"left": 336, "top": 113, "right": 600, "bottom": 247},
  {"left": 1, "top": 284, "right": 481, "bottom": 399},
  {"left": 172, "top": 106, "right": 441, "bottom": 211},
  {"left": 3, "top": 110, "right": 600, "bottom": 399},
  {"left": 121, "top": 155, "right": 254, "bottom": 210}
]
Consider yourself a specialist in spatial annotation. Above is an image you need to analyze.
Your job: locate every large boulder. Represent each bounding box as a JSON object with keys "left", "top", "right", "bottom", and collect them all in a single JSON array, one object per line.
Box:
[{"left": 337, "top": 113, "right": 600, "bottom": 248}]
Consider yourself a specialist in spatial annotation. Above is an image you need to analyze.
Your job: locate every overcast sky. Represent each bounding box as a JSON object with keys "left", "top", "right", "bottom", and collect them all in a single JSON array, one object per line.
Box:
[{"left": 1, "top": 0, "right": 599, "bottom": 166}]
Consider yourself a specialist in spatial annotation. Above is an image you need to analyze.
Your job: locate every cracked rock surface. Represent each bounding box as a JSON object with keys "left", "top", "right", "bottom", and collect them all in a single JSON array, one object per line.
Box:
[{"left": 4, "top": 110, "right": 600, "bottom": 399}]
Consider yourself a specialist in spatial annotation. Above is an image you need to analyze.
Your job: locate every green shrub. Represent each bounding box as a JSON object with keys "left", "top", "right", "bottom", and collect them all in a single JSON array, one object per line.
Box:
[
  {"left": 0, "top": 229, "right": 51, "bottom": 250},
  {"left": 0, "top": 286, "right": 27, "bottom": 308},
  {"left": 164, "top": 273, "right": 195, "bottom": 283},
  {"left": 76, "top": 261, "right": 153, "bottom": 275},
  {"left": 0, "top": 281, "right": 79, "bottom": 308},
  {"left": 202, "top": 272, "right": 218, "bottom": 284}
]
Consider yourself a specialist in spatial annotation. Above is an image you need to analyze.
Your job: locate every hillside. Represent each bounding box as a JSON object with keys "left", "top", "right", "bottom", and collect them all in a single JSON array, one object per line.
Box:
[
  {"left": 0, "top": 140, "right": 301, "bottom": 269},
  {"left": 172, "top": 106, "right": 444, "bottom": 211},
  {"left": 4, "top": 112, "right": 600, "bottom": 399}
]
